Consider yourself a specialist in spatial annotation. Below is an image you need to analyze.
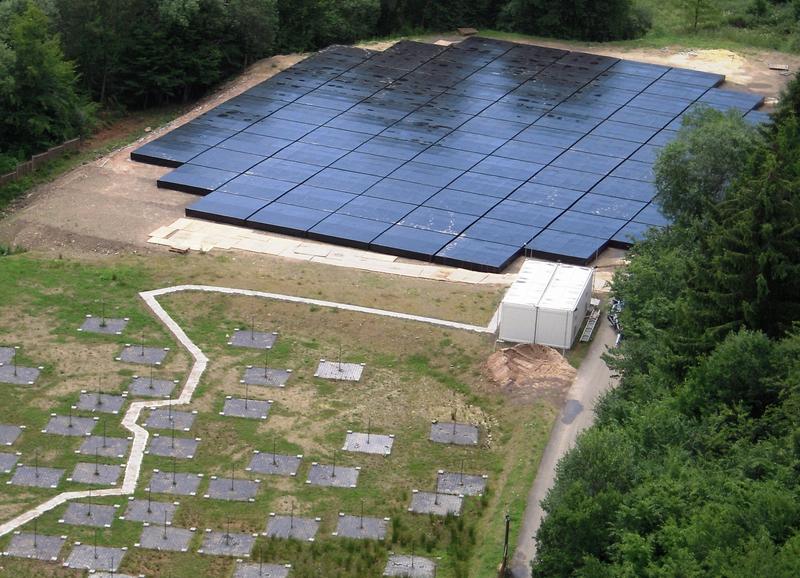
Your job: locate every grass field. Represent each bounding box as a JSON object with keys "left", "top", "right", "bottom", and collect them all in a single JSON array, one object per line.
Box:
[{"left": 0, "top": 253, "right": 555, "bottom": 577}]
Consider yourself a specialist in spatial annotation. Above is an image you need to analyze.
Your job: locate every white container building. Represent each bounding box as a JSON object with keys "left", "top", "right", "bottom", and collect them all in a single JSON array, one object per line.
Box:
[{"left": 498, "top": 260, "right": 594, "bottom": 349}]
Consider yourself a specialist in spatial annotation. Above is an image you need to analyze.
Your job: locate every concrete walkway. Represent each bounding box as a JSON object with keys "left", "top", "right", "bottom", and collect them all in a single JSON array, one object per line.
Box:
[
  {"left": 0, "top": 285, "right": 495, "bottom": 538},
  {"left": 509, "top": 321, "right": 618, "bottom": 577}
]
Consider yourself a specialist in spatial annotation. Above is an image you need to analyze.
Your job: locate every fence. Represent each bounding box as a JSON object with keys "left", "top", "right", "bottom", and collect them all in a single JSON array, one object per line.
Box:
[{"left": 0, "top": 137, "right": 82, "bottom": 188}]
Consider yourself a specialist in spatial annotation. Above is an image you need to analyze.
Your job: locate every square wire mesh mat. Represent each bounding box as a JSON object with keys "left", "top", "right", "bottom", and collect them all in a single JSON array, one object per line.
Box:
[
  {"left": 60, "top": 503, "right": 118, "bottom": 528},
  {"left": 333, "top": 513, "right": 388, "bottom": 540},
  {"left": 76, "top": 392, "right": 126, "bottom": 414},
  {"left": 78, "top": 316, "right": 129, "bottom": 335},
  {"left": 264, "top": 514, "right": 320, "bottom": 541},
  {"left": 3, "top": 533, "right": 65, "bottom": 561},
  {"left": 314, "top": 360, "right": 364, "bottom": 381},
  {"left": 342, "top": 431, "right": 394, "bottom": 455},
  {"left": 234, "top": 561, "right": 291, "bottom": 578},
  {"left": 67, "top": 462, "right": 122, "bottom": 485},
  {"left": 198, "top": 531, "right": 256, "bottom": 556},
  {"left": 128, "top": 376, "right": 179, "bottom": 398},
  {"left": 437, "top": 470, "right": 488, "bottom": 496},
  {"left": 136, "top": 526, "right": 194, "bottom": 552},
  {"left": 9, "top": 465, "right": 64, "bottom": 489},
  {"left": 122, "top": 498, "right": 178, "bottom": 524},
  {"left": 63, "top": 544, "right": 126, "bottom": 571},
  {"left": 383, "top": 554, "right": 437, "bottom": 577},
  {"left": 221, "top": 397, "right": 272, "bottom": 419},
  {"left": 429, "top": 422, "right": 478, "bottom": 445},
  {"left": 0, "top": 365, "right": 42, "bottom": 385},
  {"left": 148, "top": 470, "right": 203, "bottom": 496},
  {"left": 0, "top": 424, "right": 22, "bottom": 445},
  {"left": 228, "top": 329, "right": 278, "bottom": 350},
  {"left": 248, "top": 452, "right": 301, "bottom": 477},
  {"left": 43, "top": 415, "right": 97, "bottom": 437},
  {"left": 78, "top": 436, "right": 130, "bottom": 458},
  {"left": 241, "top": 367, "right": 291, "bottom": 387},
  {"left": 116, "top": 345, "right": 169, "bottom": 365},
  {"left": 306, "top": 463, "right": 360, "bottom": 488},
  {"left": 408, "top": 491, "right": 463, "bottom": 516}
]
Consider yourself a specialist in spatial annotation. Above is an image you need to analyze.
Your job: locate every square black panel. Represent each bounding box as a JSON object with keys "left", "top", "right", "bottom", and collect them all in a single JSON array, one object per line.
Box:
[
  {"left": 247, "top": 202, "right": 329, "bottom": 234},
  {"left": 485, "top": 200, "right": 562, "bottom": 227},
  {"left": 309, "top": 213, "right": 391, "bottom": 248},
  {"left": 399, "top": 206, "right": 476, "bottom": 235},
  {"left": 338, "top": 194, "right": 416, "bottom": 222},
  {"left": 508, "top": 182, "right": 585, "bottom": 209},
  {"left": 217, "top": 174, "right": 294, "bottom": 202},
  {"left": 389, "top": 162, "right": 463, "bottom": 188},
  {"left": 435, "top": 237, "right": 521, "bottom": 272},
  {"left": 305, "top": 167, "right": 381, "bottom": 194},
  {"left": 371, "top": 225, "right": 454, "bottom": 260},
  {"left": 189, "top": 148, "right": 265, "bottom": 173},
  {"left": 610, "top": 220, "right": 658, "bottom": 247},
  {"left": 363, "top": 178, "right": 440, "bottom": 204},
  {"left": 462, "top": 218, "right": 541, "bottom": 247},
  {"left": 549, "top": 210, "right": 627, "bottom": 239},
  {"left": 424, "top": 188, "right": 501, "bottom": 216},
  {"left": 449, "top": 171, "right": 523, "bottom": 198},
  {"left": 277, "top": 184, "right": 356, "bottom": 212},
  {"left": 570, "top": 193, "right": 647, "bottom": 220},
  {"left": 526, "top": 229, "right": 607, "bottom": 265},
  {"left": 590, "top": 176, "right": 656, "bottom": 202},
  {"left": 158, "top": 164, "right": 237, "bottom": 195},
  {"left": 248, "top": 158, "right": 322, "bottom": 183},
  {"left": 530, "top": 166, "right": 604, "bottom": 192},
  {"left": 186, "top": 191, "right": 266, "bottom": 225},
  {"left": 132, "top": 37, "right": 770, "bottom": 270}
]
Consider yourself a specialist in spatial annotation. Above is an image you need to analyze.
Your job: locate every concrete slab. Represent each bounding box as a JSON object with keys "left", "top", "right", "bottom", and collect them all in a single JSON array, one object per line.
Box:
[
  {"left": 333, "top": 514, "right": 388, "bottom": 540},
  {"left": 116, "top": 345, "right": 169, "bottom": 366},
  {"left": 43, "top": 414, "right": 97, "bottom": 437},
  {"left": 0, "top": 347, "right": 14, "bottom": 365},
  {"left": 78, "top": 316, "right": 129, "bottom": 335},
  {"left": 247, "top": 452, "right": 301, "bottom": 477},
  {"left": 343, "top": 432, "right": 394, "bottom": 456},
  {"left": 78, "top": 436, "right": 130, "bottom": 459},
  {"left": 429, "top": 422, "right": 479, "bottom": 446},
  {"left": 136, "top": 525, "right": 194, "bottom": 552},
  {"left": 0, "top": 424, "right": 22, "bottom": 446},
  {"left": 146, "top": 435, "right": 199, "bottom": 459},
  {"left": 9, "top": 465, "right": 64, "bottom": 489},
  {"left": 234, "top": 561, "right": 291, "bottom": 578},
  {"left": 64, "top": 544, "right": 126, "bottom": 571},
  {"left": 61, "top": 503, "right": 117, "bottom": 528},
  {"left": 221, "top": 397, "right": 272, "bottom": 420},
  {"left": 383, "top": 554, "right": 436, "bottom": 577},
  {"left": 408, "top": 491, "right": 463, "bottom": 516},
  {"left": 122, "top": 497, "right": 178, "bottom": 524},
  {"left": 0, "top": 365, "right": 41, "bottom": 385},
  {"left": 242, "top": 367, "right": 291, "bottom": 388},
  {"left": 3, "top": 532, "right": 65, "bottom": 561},
  {"left": 128, "top": 376, "right": 179, "bottom": 398},
  {"left": 229, "top": 329, "right": 278, "bottom": 350},
  {"left": 264, "top": 514, "right": 319, "bottom": 541},
  {"left": 306, "top": 463, "right": 359, "bottom": 489},
  {"left": 0, "top": 452, "right": 20, "bottom": 473},
  {"left": 314, "top": 360, "right": 364, "bottom": 381},
  {"left": 144, "top": 409, "right": 196, "bottom": 431},
  {"left": 76, "top": 392, "right": 126, "bottom": 414},
  {"left": 437, "top": 471, "right": 487, "bottom": 496},
  {"left": 204, "top": 477, "right": 259, "bottom": 502},
  {"left": 68, "top": 462, "right": 122, "bottom": 485},
  {"left": 148, "top": 470, "right": 203, "bottom": 496},
  {"left": 198, "top": 530, "right": 256, "bottom": 557}
]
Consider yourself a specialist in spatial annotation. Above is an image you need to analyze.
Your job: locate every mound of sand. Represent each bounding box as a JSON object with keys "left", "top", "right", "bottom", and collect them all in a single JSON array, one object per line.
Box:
[{"left": 486, "top": 344, "right": 576, "bottom": 399}]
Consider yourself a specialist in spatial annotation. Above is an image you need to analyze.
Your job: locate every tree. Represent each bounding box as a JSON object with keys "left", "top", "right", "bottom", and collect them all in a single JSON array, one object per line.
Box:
[
  {"left": 0, "top": 1, "right": 93, "bottom": 158},
  {"left": 500, "top": 0, "right": 651, "bottom": 42},
  {"left": 227, "top": 0, "right": 278, "bottom": 68},
  {"left": 654, "top": 107, "right": 762, "bottom": 225}
]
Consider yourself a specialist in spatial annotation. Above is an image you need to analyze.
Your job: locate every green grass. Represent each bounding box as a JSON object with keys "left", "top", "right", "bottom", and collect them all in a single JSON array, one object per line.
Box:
[{"left": 0, "top": 254, "right": 557, "bottom": 578}]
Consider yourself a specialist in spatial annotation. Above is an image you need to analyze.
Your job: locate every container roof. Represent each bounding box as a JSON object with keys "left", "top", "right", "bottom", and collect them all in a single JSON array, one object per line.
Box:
[{"left": 502, "top": 260, "right": 593, "bottom": 311}]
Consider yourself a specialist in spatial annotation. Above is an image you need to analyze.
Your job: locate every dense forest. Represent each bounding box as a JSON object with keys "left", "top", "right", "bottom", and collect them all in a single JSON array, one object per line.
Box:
[{"left": 532, "top": 76, "right": 800, "bottom": 576}]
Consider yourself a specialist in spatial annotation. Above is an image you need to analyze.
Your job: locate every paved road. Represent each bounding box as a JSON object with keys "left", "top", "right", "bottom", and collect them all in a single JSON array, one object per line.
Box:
[{"left": 509, "top": 321, "right": 619, "bottom": 577}]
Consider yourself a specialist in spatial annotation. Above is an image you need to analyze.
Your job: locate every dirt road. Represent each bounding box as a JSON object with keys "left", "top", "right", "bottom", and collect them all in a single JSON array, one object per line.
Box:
[{"left": 509, "top": 320, "right": 619, "bottom": 577}]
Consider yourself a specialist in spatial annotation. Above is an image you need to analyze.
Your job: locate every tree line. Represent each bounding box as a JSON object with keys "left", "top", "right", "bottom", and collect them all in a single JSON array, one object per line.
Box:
[
  {"left": 532, "top": 77, "right": 800, "bottom": 576},
  {"left": 0, "top": 0, "right": 645, "bottom": 170}
]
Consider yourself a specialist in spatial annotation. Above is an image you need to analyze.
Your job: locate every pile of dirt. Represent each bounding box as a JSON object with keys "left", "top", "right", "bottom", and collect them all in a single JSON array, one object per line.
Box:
[{"left": 485, "top": 343, "right": 576, "bottom": 400}]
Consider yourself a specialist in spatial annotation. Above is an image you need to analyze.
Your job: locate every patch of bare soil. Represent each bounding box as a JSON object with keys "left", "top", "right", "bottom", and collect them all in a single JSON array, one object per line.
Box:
[{"left": 485, "top": 344, "right": 576, "bottom": 401}]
